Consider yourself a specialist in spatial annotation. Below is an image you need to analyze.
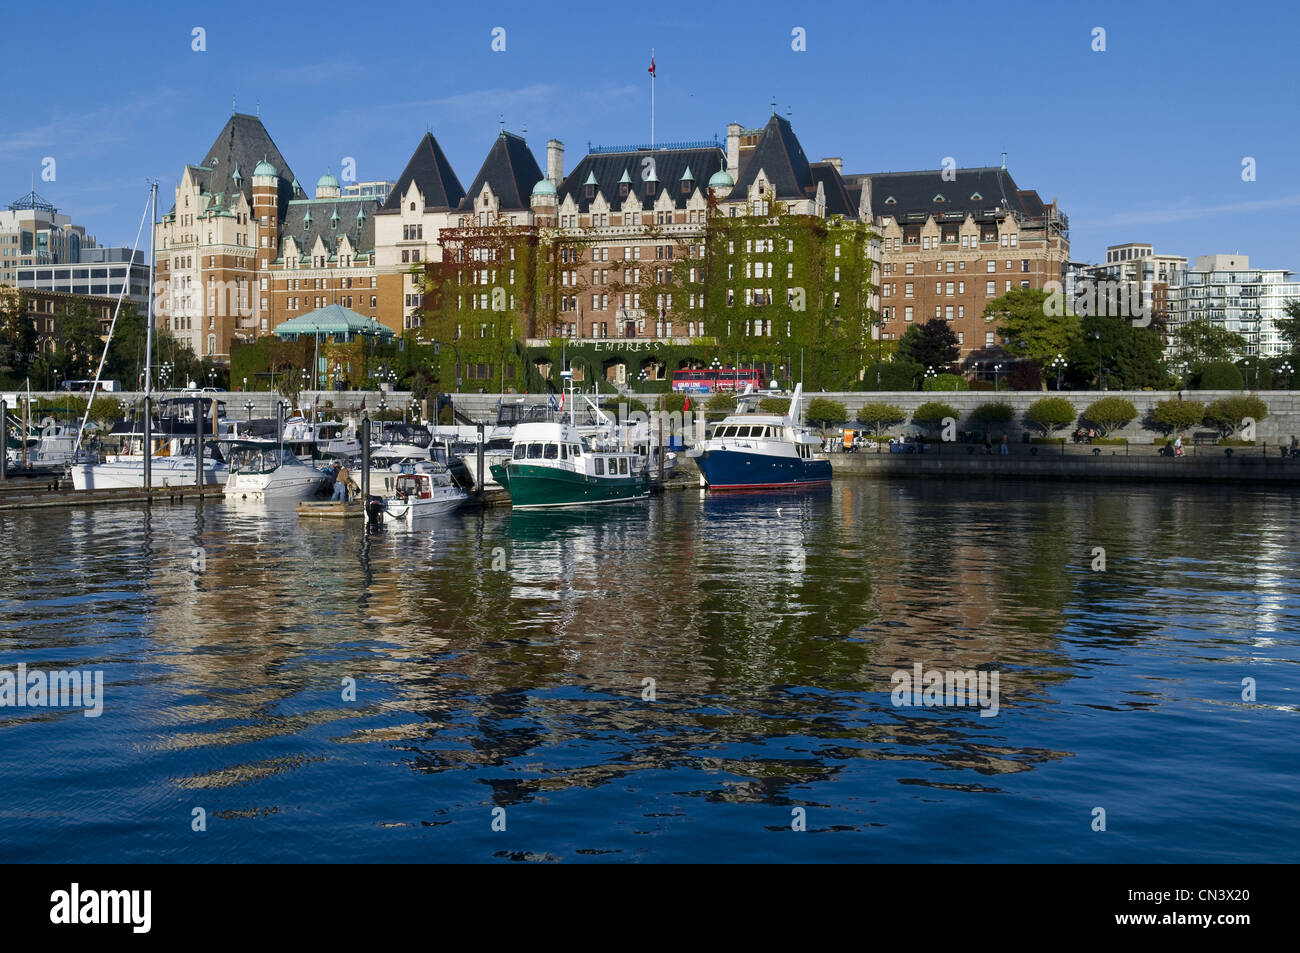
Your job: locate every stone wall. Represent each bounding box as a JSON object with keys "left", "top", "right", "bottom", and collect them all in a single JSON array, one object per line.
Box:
[{"left": 448, "top": 389, "right": 1300, "bottom": 443}]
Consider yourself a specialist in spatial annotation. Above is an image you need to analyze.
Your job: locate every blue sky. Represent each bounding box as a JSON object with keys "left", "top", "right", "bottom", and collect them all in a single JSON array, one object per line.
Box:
[{"left": 4, "top": 0, "right": 1298, "bottom": 268}]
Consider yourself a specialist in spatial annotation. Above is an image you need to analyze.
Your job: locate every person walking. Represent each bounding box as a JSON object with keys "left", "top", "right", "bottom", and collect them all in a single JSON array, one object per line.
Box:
[
  {"left": 983, "top": 432, "right": 992, "bottom": 455},
  {"left": 1290, "top": 435, "right": 1298, "bottom": 459},
  {"left": 1174, "top": 433, "right": 1184, "bottom": 458},
  {"left": 1000, "top": 433, "right": 1009, "bottom": 455}
]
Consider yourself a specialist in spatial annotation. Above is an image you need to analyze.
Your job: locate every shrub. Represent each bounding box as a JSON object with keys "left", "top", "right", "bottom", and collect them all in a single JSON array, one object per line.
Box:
[
  {"left": 803, "top": 398, "right": 847, "bottom": 434},
  {"left": 856, "top": 402, "right": 907, "bottom": 437},
  {"left": 758, "top": 397, "right": 791, "bottom": 415},
  {"left": 1150, "top": 398, "right": 1205, "bottom": 435},
  {"left": 1081, "top": 396, "right": 1138, "bottom": 437},
  {"left": 922, "top": 373, "right": 969, "bottom": 392},
  {"left": 968, "top": 401, "right": 1016, "bottom": 432},
  {"left": 705, "top": 393, "right": 737, "bottom": 414},
  {"left": 1023, "top": 397, "right": 1075, "bottom": 437},
  {"left": 1203, "top": 394, "right": 1267, "bottom": 438},
  {"left": 862, "top": 359, "right": 923, "bottom": 391},
  {"left": 913, "top": 400, "right": 959, "bottom": 432},
  {"left": 1006, "top": 361, "right": 1044, "bottom": 391},
  {"left": 1195, "top": 361, "right": 1244, "bottom": 390}
]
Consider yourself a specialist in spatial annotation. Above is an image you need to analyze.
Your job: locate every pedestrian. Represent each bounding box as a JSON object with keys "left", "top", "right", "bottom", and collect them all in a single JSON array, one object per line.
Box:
[
  {"left": 983, "top": 432, "right": 992, "bottom": 454},
  {"left": 1174, "top": 433, "right": 1184, "bottom": 457},
  {"left": 1000, "top": 433, "right": 1009, "bottom": 455},
  {"left": 1290, "top": 435, "right": 1298, "bottom": 459},
  {"left": 331, "top": 461, "right": 350, "bottom": 501}
]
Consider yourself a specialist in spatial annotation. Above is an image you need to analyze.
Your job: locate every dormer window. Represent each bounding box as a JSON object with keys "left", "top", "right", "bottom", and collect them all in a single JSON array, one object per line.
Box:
[
  {"left": 970, "top": 192, "right": 983, "bottom": 201},
  {"left": 645, "top": 181, "right": 656, "bottom": 196},
  {"left": 884, "top": 196, "right": 896, "bottom": 205},
  {"left": 933, "top": 194, "right": 945, "bottom": 202},
  {"left": 681, "top": 180, "right": 690, "bottom": 194},
  {"left": 409, "top": 202, "right": 416, "bottom": 211},
  {"left": 585, "top": 185, "right": 595, "bottom": 199},
  {"left": 620, "top": 183, "right": 629, "bottom": 198}
]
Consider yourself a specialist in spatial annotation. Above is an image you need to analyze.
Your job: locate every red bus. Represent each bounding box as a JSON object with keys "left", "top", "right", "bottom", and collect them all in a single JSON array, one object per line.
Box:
[{"left": 671, "top": 368, "right": 763, "bottom": 395}]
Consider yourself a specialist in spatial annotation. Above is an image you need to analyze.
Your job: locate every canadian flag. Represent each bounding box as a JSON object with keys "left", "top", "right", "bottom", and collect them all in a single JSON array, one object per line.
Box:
[{"left": 648, "top": 55, "right": 655, "bottom": 77}]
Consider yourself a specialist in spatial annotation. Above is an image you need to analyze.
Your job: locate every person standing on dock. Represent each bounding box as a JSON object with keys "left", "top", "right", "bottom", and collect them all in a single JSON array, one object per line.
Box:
[{"left": 331, "top": 462, "right": 350, "bottom": 501}]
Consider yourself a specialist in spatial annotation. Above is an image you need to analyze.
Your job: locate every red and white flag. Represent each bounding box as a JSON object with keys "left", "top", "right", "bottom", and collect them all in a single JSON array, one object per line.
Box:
[{"left": 648, "top": 55, "right": 655, "bottom": 77}]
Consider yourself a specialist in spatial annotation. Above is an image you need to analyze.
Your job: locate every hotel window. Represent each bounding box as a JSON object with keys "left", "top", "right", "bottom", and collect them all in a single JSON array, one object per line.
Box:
[
  {"left": 957, "top": 331, "right": 964, "bottom": 344},
  {"left": 934, "top": 307, "right": 941, "bottom": 318},
  {"left": 946, "top": 261, "right": 955, "bottom": 274},
  {"left": 904, "top": 307, "right": 914, "bottom": 322},
  {"left": 1021, "top": 259, "right": 1030, "bottom": 272},
  {"left": 1020, "top": 280, "right": 1030, "bottom": 289},
  {"left": 945, "top": 306, "right": 953, "bottom": 320},
  {"left": 986, "top": 261, "right": 996, "bottom": 273},
  {"left": 946, "top": 282, "right": 954, "bottom": 296},
  {"left": 958, "top": 281, "right": 965, "bottom": 294},
  {"left": 905, "top": 262, "right": 914, "bottom": 275},
  {"left": 1009, "top": 234, "right": 1018, "bottom": 247},
  {"left": 834, "top": 267, "right": 841, "bottom": 282},
  {"left": 935, "top": 282, "right": 942, "bottom": 295},
  {"left": 985, "top": 331, "right": 994, "bottom": 346},
  {"left": 905, "top": 283, "right": 914, "bottom": 297},
  {"left": 958, "top": 306, "right": 964, "bottom": 318},
  {"left": 1005, "top": 280, "right": 1012, "bottom": 292},
  {"left": 1005, "top": 260, "right": 1012, "bottom": 270},
  {"left": 1001, "top": 234, "right": 1009, "bottom": 247},
  {"left": 986, "top": 281, "right": 996, "bottom": 295}
]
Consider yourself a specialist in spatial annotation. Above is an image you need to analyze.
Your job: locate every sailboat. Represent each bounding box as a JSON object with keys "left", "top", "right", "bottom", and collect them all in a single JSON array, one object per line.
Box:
[{"left": 70, "top": 183, "right": 227, "bottom": 491}]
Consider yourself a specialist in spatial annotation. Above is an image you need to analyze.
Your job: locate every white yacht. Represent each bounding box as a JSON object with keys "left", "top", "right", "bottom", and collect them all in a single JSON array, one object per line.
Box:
[
  {"left": 369, "top": 462, "right": 469, "bottom": 525},
  {"left": 222, "top": 443, "right": 332, "bottom": 501}
]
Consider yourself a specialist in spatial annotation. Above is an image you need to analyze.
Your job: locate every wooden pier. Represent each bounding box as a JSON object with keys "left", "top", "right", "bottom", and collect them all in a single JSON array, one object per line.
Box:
[{"left": 297, "top": 499, "right": 364, "bottom": 519}]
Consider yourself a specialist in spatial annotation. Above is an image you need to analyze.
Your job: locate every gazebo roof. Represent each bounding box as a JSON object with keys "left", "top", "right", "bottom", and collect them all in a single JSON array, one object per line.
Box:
[{"left": 273, "top": 304, "right": 392, "bottom": 339}]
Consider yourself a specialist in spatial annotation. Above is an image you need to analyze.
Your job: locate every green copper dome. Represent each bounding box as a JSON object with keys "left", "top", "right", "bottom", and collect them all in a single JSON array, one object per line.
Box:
[
  {"left": 316, "top": 173, "right": 340, "bottom": 191},
  {"left": 531, "top": 178, "right": 557, "bottom": 197},
  {"left": 708, "top": 169, "right": 734, "bottom": 188},
  {"left": 254, "top": 158, "right": 278, "bottom": 178}
]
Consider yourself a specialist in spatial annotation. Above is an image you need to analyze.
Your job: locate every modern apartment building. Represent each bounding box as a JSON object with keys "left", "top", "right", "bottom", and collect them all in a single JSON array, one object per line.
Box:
[
  {"left": 14, "top": 247, "right": 150, "bottom": 310},
  {"left": 1166, "top": 254, "right": 1300, "bottom": 358},
  {"left": 1, "top": 190, "right": 94, "bottom": 285}
]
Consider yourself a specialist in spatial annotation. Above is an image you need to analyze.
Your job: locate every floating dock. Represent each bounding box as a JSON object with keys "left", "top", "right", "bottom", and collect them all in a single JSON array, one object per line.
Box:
[{"left": 297, "top": 499, "right": 364, "bottom": 519}]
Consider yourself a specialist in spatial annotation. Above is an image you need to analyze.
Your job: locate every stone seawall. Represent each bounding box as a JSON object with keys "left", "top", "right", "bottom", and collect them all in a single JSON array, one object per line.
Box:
[
  {"left": 449, "top": 389, "right": 1300, "bottom": 443},
  {"left": 828, "top": 447, "right": 1300, "bottom": 486}
]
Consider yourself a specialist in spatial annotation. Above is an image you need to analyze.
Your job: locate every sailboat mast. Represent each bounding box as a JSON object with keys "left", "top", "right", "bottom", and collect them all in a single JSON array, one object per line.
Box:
[{"left": 143, "top": 182, "right": 157, "bottom": 490}]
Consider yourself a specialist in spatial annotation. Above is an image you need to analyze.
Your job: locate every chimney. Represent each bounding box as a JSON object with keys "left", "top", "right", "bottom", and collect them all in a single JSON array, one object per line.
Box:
[
  {"left": 547, "top": 139, "right": 564, "bottom": 186},
  {"left": 821, "top": 157, "right": 842, "bottom": 173},
  {"left": 726, "top": 123, "right": 742, "bottom": 179}
]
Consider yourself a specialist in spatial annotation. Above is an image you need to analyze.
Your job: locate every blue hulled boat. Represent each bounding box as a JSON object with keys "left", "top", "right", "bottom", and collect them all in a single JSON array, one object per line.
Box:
[{"left": 688, "top": 384, "right": 831, "bottom": 490}]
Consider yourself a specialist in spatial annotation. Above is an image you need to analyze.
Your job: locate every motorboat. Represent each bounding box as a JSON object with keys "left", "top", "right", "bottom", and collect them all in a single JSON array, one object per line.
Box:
[
  {"left": 688, "top": 383, "right": 831, "bottom": 490},
  {"left": 367, "top": 462, "right": 469, "bottom": 525},
  {"left": 222, "top": 443, "right": 333, "bottom": 501}
]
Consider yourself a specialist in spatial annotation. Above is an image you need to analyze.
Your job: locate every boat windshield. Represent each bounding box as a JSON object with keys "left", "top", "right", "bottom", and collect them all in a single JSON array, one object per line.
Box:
[
  {"left": 395, "top": 474, "right": 431, "bottom": 499},
  {"left": 228, "top": 446, "right": 296, "bottom": 473}
]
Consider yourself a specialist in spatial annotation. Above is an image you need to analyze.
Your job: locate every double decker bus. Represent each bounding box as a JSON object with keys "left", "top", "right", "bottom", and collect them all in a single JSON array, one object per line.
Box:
[{"left": 670, "top": 367, "right": 764, "bottom": 395}]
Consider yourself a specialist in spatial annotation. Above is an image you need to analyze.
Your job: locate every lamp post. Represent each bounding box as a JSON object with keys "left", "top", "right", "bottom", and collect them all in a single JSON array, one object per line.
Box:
[
  {"left": 925, "top": 366, "right": 936, "bottom": 389},
  {"left": 1050, "top": 353, "right": 1066, "bottom": 391},
  {"left": 242, "top": 376, "right": 247, "bottom": 393},
  {"left": 1093, "top": 330, "right": 1104, "bottom": 391},
  {"left": 874, "top": 318, "right": 885, "bottom": 390},
  {"left": 1279, "top": 360, "right": 1294, "bottom": 390},
  {"left": 244, "top": 399, "right": 253, "bottom": 422},
  {"left": 993, "top": 363, "right": 1003, "bottom": 392},
  {"left": 410, "top": 398, "right": 420, "bottom": 424}
]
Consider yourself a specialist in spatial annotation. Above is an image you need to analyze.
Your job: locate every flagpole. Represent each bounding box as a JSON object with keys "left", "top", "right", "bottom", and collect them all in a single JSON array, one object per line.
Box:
[{"left": 650, "top": 48, "right": 655, "bottom": 148}]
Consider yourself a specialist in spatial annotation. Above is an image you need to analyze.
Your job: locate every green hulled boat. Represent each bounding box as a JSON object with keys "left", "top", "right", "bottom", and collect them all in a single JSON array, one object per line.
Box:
[{"left": 491, "top": 420, "right": 648, "bottom": 509}]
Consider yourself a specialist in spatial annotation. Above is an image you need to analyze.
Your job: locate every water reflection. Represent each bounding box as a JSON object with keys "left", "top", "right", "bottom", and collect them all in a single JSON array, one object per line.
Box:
[{"left": 0, "top": 480, "right": 1297, "bottom": 861}]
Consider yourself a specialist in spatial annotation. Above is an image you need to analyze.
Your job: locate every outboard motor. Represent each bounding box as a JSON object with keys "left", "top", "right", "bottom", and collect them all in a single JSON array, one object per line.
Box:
[{"left": 365, "top": 495, "right": 387, "bottom": 527}]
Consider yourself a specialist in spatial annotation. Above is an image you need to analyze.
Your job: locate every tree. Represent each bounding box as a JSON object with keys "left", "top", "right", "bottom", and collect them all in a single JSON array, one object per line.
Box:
[
  {"left": 1023, "top": 397, "right": 1075, "bottom": 437},
  {"left": 55, "top": 299, "right": 108, "bottom": 380},
  {"left": 1081, "top": 396, "right": 1138, "bottom": 437},
  {"left": 1150, "top": 398, "right": 1205, "bottom": 435},
  {"left": 985, "top": 287, "right": 1080, "bottom": 374},
  {"left": 1067, "top": 314, "right": 1165, "bottom": 390},
  {"left": 1195, "top": 361, "right": 1244, "bottom": 390},
  {"left": 967, "top": 401, "right": 1015, "bottom": 434},
  {"left": 863, "top": 357, "right": 922, "bottom": 391},
  {"left": 758, "top": 397, "right": 791, "bottom": 415},
  {"left": 0, "top": 285, "right": 37, "bottom": 383},
  {"left": 856, "top": 401, "right": 906, "bottom": 437},
  {"left": 803, "top": 397, "right": 847, "bottom": 435},
  {"left": 1236, "top": 356, "right": 1272, "bottom": 390},
  {"left": 1006, "top": 360, "right": 1043, "bottom": 391},
  {"left": 1173, "top": 319, "right": 1247, "bottom": 366},
  {"left": 900, "top": 319, "right": 960, "bottom": 372},
  {"left": 912, "top": 400, "right": 958, "bottom": 434},
  {"left": 1204, "top": 395, "right": 1267, "bottom": 438},
  {"left": 1279, "top": 299, "right": 1300, "bottom": 355}
]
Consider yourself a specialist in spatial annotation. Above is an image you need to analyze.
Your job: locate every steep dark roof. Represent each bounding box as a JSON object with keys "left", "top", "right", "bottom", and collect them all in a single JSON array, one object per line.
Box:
[
  {"left": 380, "top": 133, "right": 465, "bottom": 213},
  {"left": 279, "top": 196, "right": 379, "bottom": 261},
  {"left": 865, "top": 167, "right": 1032, "bottom": 221},
  {"left": 729, "top": 115, "right": 812, "bottom": 201},
  {"left": 194, "top": 113, "right": 297, "bottom": 218},
  {"left": 557, "top": 146, "right": 724, "bottom": 212},
  {"left": 810, "top": 162, "right": 858, "bottom": 218},
  {"left": 458, "top": 132, "right": 544, "bottom": 212}
]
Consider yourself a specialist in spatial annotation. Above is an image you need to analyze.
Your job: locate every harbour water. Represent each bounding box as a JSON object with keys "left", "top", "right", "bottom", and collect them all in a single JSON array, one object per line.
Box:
[{"left": 2, "top": 481, "right": 1297, "bottom": 862}]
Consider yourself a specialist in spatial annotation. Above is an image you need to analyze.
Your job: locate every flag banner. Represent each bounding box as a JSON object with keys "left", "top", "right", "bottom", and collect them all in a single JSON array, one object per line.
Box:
[{"left": 648, "top": 56, "right": 655, "bottom": 77}]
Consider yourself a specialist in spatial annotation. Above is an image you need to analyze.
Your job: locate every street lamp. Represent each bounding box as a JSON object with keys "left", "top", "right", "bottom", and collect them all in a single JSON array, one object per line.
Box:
[
  {"left": 244, "top": 399, "right": 253, "bottom": 421},
  {"left": 1050, "top": 353, "right": 1067, "bottom": 391},
  {"left": 242, "top": 376, "right": 247, "bottom": 393},
  {"left": 1093, "top": 330, "right": 1105, "bottom": 391},
  {"left": 1279, "top": 360, "right": 1294, "bottom": 390},
  {"left": 993, "top": 363, "right": 1003, "bottom": 392},
  {"left": 925, "top": 366, "right": 936, "bottom": 389}
]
